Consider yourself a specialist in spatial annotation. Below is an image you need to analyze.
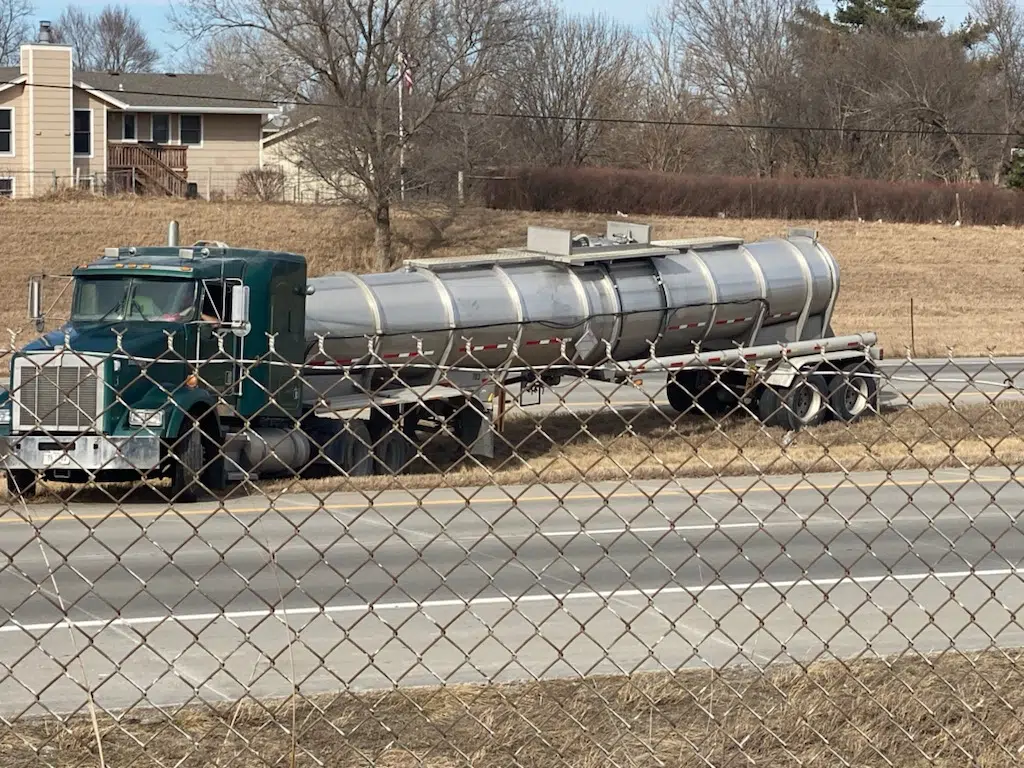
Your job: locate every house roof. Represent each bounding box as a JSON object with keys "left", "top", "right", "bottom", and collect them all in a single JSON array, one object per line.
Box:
[{"left": 0, "top": 65, "right": 278, "bottom": 114}]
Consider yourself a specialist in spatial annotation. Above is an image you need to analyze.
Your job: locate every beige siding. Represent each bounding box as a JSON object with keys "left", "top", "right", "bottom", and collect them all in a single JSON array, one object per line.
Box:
[
  {"left": 23, "top": 45, "right": 73, "bottom": 195},
  {"left": 0, "top": 84, "right": 27, "bottom": 196},
  {"left": 183, "top": 113, "right": 262, "bottom": 196},
  {"left": 263, "top": 137, "right": 340, "bottom": 203},
  {"left": 72, "top": 92, "right": 107, "bottom": 184}
]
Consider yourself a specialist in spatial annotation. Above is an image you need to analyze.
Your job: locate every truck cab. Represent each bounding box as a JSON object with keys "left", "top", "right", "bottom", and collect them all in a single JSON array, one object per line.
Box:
[{"left": 0, "top": 240, "right": 309, "bottom": 501}]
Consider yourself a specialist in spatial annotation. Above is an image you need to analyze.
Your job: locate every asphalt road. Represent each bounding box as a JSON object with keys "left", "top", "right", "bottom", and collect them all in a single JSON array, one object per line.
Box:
[
  {"left": 1, "top": 465, "right": 1024, "bottom": 717},
  {"left": 1, "top": 357, "right": 1024, "bottom": 718}
]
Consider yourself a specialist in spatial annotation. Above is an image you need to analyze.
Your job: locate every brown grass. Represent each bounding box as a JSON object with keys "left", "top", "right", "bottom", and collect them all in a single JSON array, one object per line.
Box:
[
  {"left": 6, "top": 649, "right": 1024, "bottom": 766},
  {"left": 21, "top": 399, "right": 1024, "bottom": 504},
  {"left": 0, "top": 197, "right": 1020, "bottom": 357}
]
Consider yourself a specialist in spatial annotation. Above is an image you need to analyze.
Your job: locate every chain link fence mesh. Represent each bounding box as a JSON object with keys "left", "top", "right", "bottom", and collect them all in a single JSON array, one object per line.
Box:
[{"left": 0, "top": 309, "right": 1023, "bottom": 767}]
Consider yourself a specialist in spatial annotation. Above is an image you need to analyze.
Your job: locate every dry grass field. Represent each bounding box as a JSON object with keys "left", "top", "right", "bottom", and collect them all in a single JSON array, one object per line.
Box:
[
  {"left": 0, "top": 197, "right": 1020, "bottom": 356},
  {"left": 8, "top": 649, "right": 1024, "bottom": 767},
  {"left": 0, "top": 197, "right": 1021, "bottom": 499}
]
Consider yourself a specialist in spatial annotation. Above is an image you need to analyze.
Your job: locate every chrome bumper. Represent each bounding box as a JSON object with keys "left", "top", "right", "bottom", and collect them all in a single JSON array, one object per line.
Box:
[{"left": 0, "top": 434, "right": 162, "bottom": 472}]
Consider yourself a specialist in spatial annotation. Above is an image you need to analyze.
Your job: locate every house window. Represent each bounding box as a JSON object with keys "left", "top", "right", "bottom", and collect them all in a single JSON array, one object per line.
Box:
[
  {"left": 0, "top": 109, "right": 11, "bottom": 154},
  {"left": 153, "top": 114, "right": 170, "bottom": 144},
  {"left": 73, "top": 110, "right": 91, "bottom": 156},
  {"left": 123, "top": 112, "right": 136, "bottom": 141},
  {"left": 0, "top": 178, "right": 13, "bottom": 198},
  {"left": 180, "top": 114, "right": 202, "bottom": 145}
]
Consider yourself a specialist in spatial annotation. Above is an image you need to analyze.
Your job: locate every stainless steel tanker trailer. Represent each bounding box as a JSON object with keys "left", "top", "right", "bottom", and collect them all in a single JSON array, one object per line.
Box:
[
  {"left": 301, "top": 220, "right": 881, "bottom": 447},
  {"left": 1, "top": 219, "right": 880, "bottom": 497}
]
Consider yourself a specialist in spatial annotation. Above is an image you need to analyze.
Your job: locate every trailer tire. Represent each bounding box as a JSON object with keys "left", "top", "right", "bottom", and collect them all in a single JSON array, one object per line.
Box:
[
  {"left": 828, "top": 361, "right": 879, "bottom": 422},
  {"left": 6, "top": 469, "right": 37, "bottom": 499},
  {"left": 169, "top": 423, "right": 205, "bottom": 503},
  {"left": 779, "top": 372, "right": 829, "bottom": 431}
]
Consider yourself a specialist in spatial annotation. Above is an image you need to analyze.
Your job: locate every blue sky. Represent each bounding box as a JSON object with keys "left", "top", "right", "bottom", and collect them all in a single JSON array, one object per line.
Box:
[{"left": 28, "top": 0, "right": 977, "bottom": 69}]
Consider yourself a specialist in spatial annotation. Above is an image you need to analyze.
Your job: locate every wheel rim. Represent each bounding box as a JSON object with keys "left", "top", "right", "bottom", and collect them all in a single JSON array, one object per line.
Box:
[
  {"left": 792, "top": 380, "right": 822, "bottom": 422},
  {"left": 843, "top": 376, "right": 869, "bottom": 416}
]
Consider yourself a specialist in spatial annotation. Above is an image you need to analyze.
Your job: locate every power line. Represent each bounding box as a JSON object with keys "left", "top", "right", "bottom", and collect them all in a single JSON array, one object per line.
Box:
[{"left": 1, "top": 76, "right": 1021, "bottom": 139}]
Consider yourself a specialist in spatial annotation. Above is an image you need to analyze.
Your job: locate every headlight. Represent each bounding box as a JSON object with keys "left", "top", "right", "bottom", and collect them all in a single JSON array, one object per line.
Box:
[
  {"left": 128, "top": 408, "right": 164, "bottom": 428},
  {"left": 0, "top": 408, "right": 11, "bottom": 425}
]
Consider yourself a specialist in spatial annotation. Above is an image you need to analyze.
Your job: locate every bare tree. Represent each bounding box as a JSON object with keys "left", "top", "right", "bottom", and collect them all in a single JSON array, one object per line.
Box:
[
  {"left": 172, "top": 0, "right": 533, "bottom": 269},
  {"left": 52, "top": 4, "right": 158, "bottom": 72},
  {"left": 0, "top": 0, "right": 31, "bottom": 65},
  {"left": 671, "top": 0, "right": 811, "bottom": 177},
  {"left": 628, "top": 1, "right": 711, "bottom": 173},
  {"left": 968, "top": 0, "right": 1024, "bottom": 181},
  {"left": 52, "top": 6, "right": 95, "bottom": 70},
  {"left": 498, "top": 7, "right": 642, "bottom": 167}
]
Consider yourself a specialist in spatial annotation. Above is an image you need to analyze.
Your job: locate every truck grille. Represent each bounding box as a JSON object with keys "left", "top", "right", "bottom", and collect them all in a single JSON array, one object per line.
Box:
[{"left": 12, "top": 354, "right": 103, "bottom": 432}]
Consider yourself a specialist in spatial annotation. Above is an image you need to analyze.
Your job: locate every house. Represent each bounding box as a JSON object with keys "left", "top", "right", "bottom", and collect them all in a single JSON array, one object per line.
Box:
[
  {"left": 0, "top": 21, "right": 280, "bottom": 199},
  {"left": 261, "top": 115, "right": 366, "bottom": 204}
]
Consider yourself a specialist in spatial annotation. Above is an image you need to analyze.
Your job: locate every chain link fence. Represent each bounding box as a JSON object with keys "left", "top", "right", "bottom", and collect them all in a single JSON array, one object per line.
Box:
[{"left": 0, "top": 307, "right": 1023, "bottom": 766}]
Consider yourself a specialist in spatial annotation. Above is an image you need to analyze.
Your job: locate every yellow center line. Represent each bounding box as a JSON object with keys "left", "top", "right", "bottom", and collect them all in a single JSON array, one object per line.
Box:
[{"left": 1, "top": 472, "right": 1019, "bottom": 526}]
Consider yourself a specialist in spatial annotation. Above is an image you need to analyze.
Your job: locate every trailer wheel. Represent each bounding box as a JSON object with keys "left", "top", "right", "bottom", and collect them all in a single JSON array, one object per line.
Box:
[
  {"left": 6, "top": 469, "right": 37, "bottom": 499},
  {"left": 759, "top": 373, "right": 828, "bottom": 430},
  {"left": 780, "top": 373, "right": 829, "bottom": 430},
  {"left": 828, "top": 361, "right": 879, "bottom": 422}
]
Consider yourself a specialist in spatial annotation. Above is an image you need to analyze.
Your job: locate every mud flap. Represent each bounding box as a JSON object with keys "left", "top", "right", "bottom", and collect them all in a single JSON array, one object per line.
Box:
[{"left": 455, "top": 397, "right": 494, "bottom": 459}]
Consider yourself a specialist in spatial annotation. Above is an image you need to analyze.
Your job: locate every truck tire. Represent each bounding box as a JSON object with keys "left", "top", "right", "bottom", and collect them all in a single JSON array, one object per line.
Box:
[
  {"left": 372, "top": 428, "right": 412, "bottom": 475},
  {"left": 667, "top": 370, "right": 735, "bottom": 416},
  {"left": 170, "top": 424, "right": 205, "bottom": 503},
  {"left": 341, "top": 420, "right": 373, "bottom": 477},
  {"left": 6, "top": 469, "right": 37, "bottom": 500},
  {"left": 828, "top": 360, "right": 879, "bottom": 422}
]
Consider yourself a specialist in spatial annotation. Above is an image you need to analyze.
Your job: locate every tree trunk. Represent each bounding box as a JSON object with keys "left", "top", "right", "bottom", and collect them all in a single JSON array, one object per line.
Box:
[{"left": 374, "top": 197, "right": 393, "bottom": 271}]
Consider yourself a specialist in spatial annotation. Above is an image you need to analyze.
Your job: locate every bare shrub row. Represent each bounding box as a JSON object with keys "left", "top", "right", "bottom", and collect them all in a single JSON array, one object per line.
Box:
[{"left": 480, "top": 167, "right": 1024, "bottom": 225}]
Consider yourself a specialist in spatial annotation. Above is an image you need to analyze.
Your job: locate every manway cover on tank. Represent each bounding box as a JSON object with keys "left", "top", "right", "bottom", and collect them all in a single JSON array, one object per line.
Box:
[{"left": 303, "top": 222, "right": 841, "bottom": 369}]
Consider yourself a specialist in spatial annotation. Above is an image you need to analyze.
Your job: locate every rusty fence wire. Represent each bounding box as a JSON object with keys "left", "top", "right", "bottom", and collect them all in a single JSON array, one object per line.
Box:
[{"left": 0, "top": 319, "right": 1023, "bottom": 766}]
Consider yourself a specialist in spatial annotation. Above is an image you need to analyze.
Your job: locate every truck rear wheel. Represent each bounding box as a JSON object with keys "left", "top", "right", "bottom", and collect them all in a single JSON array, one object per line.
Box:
[
  {"left": 372, "top": 428, "right": 412, "bottom": 475},
  {"left": 667, "top": 370, "right": 736, "bottom": 416},
  {"left": 6, "top": 469, "right": 37, "bottom": 500}
]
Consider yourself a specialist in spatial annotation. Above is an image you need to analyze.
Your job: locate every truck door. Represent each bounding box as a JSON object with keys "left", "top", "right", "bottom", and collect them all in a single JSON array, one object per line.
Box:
[{"left": 197, "top": 278, "right": 243, "bottom": 409}]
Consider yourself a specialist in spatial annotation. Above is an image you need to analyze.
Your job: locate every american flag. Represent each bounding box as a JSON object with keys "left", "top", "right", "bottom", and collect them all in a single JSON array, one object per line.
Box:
[{"left": 399, "top": 50, "right": 413, "bottom": 94}]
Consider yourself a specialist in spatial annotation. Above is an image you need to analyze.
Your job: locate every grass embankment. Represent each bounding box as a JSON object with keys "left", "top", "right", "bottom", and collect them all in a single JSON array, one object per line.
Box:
[{"left": 7, "top": 650, "right": 1023, "bottom": 766}]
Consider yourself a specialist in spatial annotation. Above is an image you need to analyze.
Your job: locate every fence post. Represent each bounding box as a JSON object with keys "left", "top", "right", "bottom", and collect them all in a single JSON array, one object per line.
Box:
[{"left": 458, "top": 170, "right": 465, "bottom": 206}]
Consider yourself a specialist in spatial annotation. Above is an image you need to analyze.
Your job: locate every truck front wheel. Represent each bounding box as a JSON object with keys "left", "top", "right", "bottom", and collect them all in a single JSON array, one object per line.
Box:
[{"left": 169, "top": 424, "right": 205, "bottom": 503}]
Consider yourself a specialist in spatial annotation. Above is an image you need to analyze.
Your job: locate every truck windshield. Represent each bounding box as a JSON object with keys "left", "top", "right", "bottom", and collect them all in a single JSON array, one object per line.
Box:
[{"left": 71, "top": 276, "right": 198, "bottom": 323}]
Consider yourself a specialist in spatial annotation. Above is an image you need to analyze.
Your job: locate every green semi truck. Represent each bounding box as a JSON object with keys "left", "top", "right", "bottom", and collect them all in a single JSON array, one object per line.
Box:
[{"left": 0, "top": 221, "right": 880, "bottom": 501}]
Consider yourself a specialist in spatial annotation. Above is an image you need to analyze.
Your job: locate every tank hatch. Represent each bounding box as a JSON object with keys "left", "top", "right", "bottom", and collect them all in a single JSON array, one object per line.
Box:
[{"left": 404, "top": 221, "right": 741, "bottom": 271}]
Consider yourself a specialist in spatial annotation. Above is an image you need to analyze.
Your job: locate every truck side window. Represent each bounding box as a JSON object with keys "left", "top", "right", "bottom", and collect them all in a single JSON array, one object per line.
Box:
[{"left": 201, "top": 281, "right": 233, "bottom": 323}]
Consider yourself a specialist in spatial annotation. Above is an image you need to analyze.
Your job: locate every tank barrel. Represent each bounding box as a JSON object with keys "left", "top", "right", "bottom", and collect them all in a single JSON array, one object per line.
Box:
[{"left": 303, "top": 222, "right": 842, "bottom": 370}]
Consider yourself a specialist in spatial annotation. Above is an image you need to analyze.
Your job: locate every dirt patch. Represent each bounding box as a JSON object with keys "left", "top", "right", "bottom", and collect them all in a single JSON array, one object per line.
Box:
[{"left": 5, "top": 649, "right": 1023, "bottom": 767}]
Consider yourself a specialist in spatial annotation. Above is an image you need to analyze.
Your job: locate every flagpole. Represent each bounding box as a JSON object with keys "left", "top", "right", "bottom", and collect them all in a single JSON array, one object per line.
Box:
[{"left": 397, "top": 26, "right": 406, "bottom": 202}]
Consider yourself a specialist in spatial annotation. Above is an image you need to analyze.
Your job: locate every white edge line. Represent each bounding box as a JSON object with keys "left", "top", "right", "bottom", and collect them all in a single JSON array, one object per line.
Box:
[{"left": 6, "top": 567, "right": 1021, "bottom": 635}]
